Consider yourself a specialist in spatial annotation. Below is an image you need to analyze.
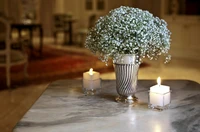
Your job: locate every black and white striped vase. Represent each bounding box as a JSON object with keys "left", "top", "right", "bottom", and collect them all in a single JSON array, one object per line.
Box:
[{"left": 114, "top": 54, "right": 139, "bottom": 104}]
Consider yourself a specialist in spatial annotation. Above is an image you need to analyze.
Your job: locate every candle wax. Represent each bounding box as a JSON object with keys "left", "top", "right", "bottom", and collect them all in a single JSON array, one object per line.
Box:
[
  {"left": 83, "top": 69, "right": 101, "bottom": 91},
  {"left": 149, "top": 85, "right": 170, "bottom": 107},
  {"left": 83, "top": 71, "right": 100, "bottom": 80}
]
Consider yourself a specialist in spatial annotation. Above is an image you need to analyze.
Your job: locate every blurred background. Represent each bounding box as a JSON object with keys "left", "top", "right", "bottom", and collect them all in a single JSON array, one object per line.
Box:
[
  {"left": 1, "top": 0, "right": 199, "bottom": 61},
  {"left": 0, "top": 0, "right": 199, "bottom": 131}
]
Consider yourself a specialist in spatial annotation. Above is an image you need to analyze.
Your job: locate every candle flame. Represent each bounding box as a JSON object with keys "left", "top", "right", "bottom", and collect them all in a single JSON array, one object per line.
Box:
[
  {"left": 157, "top": 77, "right": 161, "bottom": 86},
  {"left": 89, "top": 68, "right": 93, "bottom": 75}
]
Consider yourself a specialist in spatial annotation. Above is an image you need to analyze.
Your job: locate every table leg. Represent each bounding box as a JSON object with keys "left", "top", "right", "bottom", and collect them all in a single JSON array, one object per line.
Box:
[
  {"left": 68, "top": 21, "right": 73, "bottom": 45},
  {"left": 39, "top": 27, "right": 43, "bottom": 56},
  {"left": 18, "top": 29, "right": 23, "bottom": 50},
  {"left": 18, "top": 29, "right": 22, "bottom": 38},
  {"left": 64, "top": 31, "right": 68, "bottom": 45},
  {"left": 29, "top": 28, "right": 34, "bottom": 55}
]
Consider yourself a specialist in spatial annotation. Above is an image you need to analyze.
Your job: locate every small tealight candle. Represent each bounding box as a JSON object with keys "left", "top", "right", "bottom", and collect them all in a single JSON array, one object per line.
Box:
[
  {"left": 83, "top": 68, "right": 100, "bottom": 81},
  {"left": 83, "top": 68, "right": 101, "bottom": 95},
  {"left": 149, "top": 77, "right": 171, "bottom": 110}
]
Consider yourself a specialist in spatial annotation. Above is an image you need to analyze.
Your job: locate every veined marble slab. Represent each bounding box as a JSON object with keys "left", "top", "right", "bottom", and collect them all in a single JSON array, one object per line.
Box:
[{"left": 14, "top": 79, "right": 200, "bottom": 132}]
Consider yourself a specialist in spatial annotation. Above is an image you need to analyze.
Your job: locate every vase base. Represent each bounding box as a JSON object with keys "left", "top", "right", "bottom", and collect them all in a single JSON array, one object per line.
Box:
[{"left": 116, "top": 95, "right": 138, "bottom": 105}]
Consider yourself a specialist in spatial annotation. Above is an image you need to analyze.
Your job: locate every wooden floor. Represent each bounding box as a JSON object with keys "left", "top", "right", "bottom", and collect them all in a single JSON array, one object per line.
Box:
[{"left": 1, "top": 42, "right": 200, "bottom": 132}]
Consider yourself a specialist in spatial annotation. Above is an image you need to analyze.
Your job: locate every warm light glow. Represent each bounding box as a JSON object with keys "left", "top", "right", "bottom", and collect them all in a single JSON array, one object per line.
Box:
[
  {"left": 157, "top": 77, "right": 161, "bottom": 86},
  {"left": 154, "top": 124, "right": 162, "bottom": 132},
  {"left": 89, "top": 68, "right": 93, "bottom": 75}
]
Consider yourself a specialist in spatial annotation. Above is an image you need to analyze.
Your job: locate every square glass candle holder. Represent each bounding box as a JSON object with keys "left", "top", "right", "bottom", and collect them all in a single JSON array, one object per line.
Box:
[
  {"left": 82, "top": 78, "right": 102, "bottom": 95},
  {"left": 148, "top": 90, "right": 172, "bottom": 110}
]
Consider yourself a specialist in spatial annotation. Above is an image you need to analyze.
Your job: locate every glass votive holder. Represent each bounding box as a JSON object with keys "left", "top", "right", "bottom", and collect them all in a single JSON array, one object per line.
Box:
[
  {"left": 148, "top": 90, "right": 172, "bottom": 111},
  {"left": 82, "top": 78, "right": 102, "bottom": 95}
]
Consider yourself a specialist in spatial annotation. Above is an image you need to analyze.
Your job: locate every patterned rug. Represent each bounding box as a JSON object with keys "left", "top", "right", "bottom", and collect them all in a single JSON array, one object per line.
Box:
[
  {"left": 0, "top": 46, "right": 114, "bottom": 89},
  {"left": 0, "top": 46, "right": 149, "bottom": 89}
]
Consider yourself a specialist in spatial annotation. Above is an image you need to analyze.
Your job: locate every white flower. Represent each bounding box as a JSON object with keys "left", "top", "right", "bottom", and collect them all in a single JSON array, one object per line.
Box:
[{"left": 85, "top": 6, "right": 171, "bottom": 65}]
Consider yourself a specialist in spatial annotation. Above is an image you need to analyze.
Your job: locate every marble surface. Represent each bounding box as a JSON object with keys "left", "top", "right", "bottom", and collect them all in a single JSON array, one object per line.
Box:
[{"left": 14, "top": 79, "right": 200, "bottom": 132}]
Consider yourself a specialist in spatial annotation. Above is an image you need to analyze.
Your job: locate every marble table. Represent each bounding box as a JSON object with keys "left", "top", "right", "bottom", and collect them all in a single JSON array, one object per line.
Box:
[{"left": 14, "top": 79, "right": 200, "bottom": 132}]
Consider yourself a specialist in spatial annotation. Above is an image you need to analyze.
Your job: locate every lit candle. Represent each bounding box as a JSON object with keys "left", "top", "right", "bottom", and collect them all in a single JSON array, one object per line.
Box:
[
  {"left": 83, "top": 68, "right": 101, "bottom": 93},
  {"left": 149, "top": 77, "right": 171, "bottom": 108}
]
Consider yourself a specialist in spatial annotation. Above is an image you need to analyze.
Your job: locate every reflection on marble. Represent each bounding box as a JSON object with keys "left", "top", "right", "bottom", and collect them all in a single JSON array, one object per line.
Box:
[{"left": 14, "top": 79, "right": 200, "bottom": 132}]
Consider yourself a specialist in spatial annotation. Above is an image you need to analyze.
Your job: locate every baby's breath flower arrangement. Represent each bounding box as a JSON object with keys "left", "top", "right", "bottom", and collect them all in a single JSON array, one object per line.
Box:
[{"left": 85, "top": 6, "right": 171, "bottom": 65}]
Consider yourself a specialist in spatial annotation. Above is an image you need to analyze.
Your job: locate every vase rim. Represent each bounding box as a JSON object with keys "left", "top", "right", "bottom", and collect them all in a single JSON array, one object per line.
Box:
[{"left": 113, "top": 54, "right": 138, "bottom": 64}]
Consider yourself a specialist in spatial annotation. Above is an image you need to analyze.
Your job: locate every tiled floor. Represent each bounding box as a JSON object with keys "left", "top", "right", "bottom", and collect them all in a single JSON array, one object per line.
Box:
[{"left": 0, "top": 41, "right": 200, "bottom": 132}]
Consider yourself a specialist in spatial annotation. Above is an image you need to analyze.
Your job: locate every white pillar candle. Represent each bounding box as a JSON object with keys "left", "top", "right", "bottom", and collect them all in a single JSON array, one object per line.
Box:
[
  {"left": 83, "top": 68, "right": 101, "bottom": 90},
  {"left": 149, "top": 77, "right": 171, "bottom": 107}
]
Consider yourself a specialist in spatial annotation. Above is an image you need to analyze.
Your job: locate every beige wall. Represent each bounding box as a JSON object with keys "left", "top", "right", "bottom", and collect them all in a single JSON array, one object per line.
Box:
[
  {"left": 0, "top": 0, "right": 162, "bottom": 37},
  {"left": 2, "top": 0, "right": 135, "bottom": 37},
  {"left": 7, "top": 0, "right": 20, "bottom": 22},
  {"left": 53, "top": 0, "right": 135, "bottom": 30},
  {"left": 0, "top": 0, "right": 5, "bottom": 14},
  {"left": 40, "top": 0, "right": 54, "bottom": 36},
  {"left": 134, "top": 0, "right": 162, "bottom": 17},
  {"left": 3, "top": 0, "right": 162, "bottom": 37},
  {"left": 54, "top": 0, "right": 65, "bottom": 13},
  {"left": 107, "top": 0, "right": 134, "bottom": 9}
]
